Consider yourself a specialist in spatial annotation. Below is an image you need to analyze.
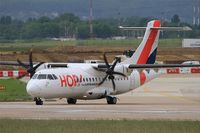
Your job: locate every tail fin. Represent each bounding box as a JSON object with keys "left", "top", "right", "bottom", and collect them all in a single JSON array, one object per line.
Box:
[{"left": 122, "top": 20, "right": 161, "bottom": 64}]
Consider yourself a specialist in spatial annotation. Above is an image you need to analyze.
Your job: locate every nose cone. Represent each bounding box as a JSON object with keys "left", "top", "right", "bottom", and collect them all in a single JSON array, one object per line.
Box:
[{"left": 26, "top": 81, "right": 41, "bottom": 97}]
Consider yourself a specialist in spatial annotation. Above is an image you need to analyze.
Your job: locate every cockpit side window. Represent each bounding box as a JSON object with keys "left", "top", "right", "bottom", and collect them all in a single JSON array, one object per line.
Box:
[
  {"left": 32, "top": 74, "right": 38, "bottom": 79},
  {"left": 52, "top": 74, "right": 58, "bottom": 80},
  {"left": 37, "top": 74, "right": 47, "bottom": 79},
  {"left": 47, "top": 74, "right": 54, "bottom": 80}
]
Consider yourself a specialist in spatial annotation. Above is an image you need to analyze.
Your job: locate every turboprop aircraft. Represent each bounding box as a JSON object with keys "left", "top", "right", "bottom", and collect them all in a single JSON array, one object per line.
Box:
[{"left": 1, "top": 20, "right": 200, "bottom": 105}]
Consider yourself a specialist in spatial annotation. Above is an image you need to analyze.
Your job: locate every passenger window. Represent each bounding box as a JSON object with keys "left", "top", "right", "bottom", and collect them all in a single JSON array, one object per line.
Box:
[
  {"left": 37, "top": 74, "right": 47, "bottom": 80},
  {"left": 47, "top": 74, "right": 54, "bottom": 80},
  {"left": 52, "top": 74, "right": 58, "bottom": 80},
  {"left": 86, "top": 78, "right": 88, "bottom": 82},
  {"left": 83, "top": 78, "right": 85, "bottom": 82},
  {"left": 32, "top": 74, "right": 38, "bottom": 79}
]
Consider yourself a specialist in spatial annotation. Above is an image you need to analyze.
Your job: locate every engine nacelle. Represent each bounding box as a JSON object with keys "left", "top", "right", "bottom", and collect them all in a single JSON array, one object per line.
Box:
[{"left": 114, "top": 64, "right": 128, "bottom": 76}]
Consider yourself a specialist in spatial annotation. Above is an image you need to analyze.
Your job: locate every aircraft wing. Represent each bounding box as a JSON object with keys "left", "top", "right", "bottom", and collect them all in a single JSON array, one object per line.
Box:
[
  {"left": 0, "top": 61, "right": 21, "bottom": 66},
  {"left": 0, "top": 61, "right": 31, "bottom": 66},
  {"left": 95, "top": 64, "right": 200, "bottom": 69},
  {"left": 127, "top": 64, "right": 200, "bottom": 69}
]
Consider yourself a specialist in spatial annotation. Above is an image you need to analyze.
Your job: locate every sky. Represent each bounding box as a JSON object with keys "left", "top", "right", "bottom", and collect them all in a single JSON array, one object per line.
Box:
[{"left": 0, "top": 0, "right": 195, "bottom": 23}]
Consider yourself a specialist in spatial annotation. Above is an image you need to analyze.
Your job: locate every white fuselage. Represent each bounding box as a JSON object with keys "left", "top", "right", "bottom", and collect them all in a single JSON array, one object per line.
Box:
[
  {"left": 26, "top": 63, "right": 158, "bottom": 100},
  {"left": 26, "top": 20, "right": 162, "bottom": 100}
]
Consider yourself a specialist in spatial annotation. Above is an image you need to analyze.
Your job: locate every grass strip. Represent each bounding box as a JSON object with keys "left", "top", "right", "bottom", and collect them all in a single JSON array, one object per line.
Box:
[
  {"left": 0, "top": 39, "right": 182, "bottom": 52},
  {"left": 0, "top": 79, "right": 30, "bottom": 101},
  {"left": 0, "top": 119, "right": 199, "bottom": 133}
]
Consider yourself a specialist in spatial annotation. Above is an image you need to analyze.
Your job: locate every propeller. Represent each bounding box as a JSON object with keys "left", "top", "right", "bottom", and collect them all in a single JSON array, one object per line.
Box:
[
  {"left": 96, "top": 53, "right": 126, "bottom": 91},
  {"left": 17, "top": 50, "right": 44, "bottom": 79}
]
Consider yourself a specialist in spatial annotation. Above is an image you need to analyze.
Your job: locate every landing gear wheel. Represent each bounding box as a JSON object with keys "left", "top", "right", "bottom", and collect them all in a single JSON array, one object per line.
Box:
[
  {"left": 106, "top": 96, "right": 117, "bottom": 104},
  {"left": 34, "top": 97, "right": 43, "bottom": 105},
  {"left": 67, "top": 98, "right": 77, "bottom": 104}
]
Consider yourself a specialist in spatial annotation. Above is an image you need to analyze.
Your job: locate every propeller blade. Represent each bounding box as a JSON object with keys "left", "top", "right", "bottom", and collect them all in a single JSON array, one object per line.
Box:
[
  {"left": 111, "top": 79, "right": 116, "bottom": 91},
  {"left": 33, "top": 62, "right": 44, "bottom": 71},
  {"left": 98, "top": 75, "right": 108, "bottom": 86},
  {"left": 29, "top": 50, "right": 33, "bottom": 67},
  {"left": 112, "top": 71, "right": 127, "bottom": 77},
  {"left": 98, "top": 53, "right": 125, "bottom": 92},
  {"left": 17, "top": 59, "right": 29, "bottom": 69},
  {"left": 17, "top": 72, "right": 29, "bottom": 79},
  {"left": 103, "top": 53, "right": 110, "bottom": 68},
  {"left": 29, "top": 62, "right": 44, "bottom": 78},
  {"left": 16, "top": 51, "right": 42, "bottom": 78},
  {"left": 111, "top": 58, "right": 120, "bottom": 70},
  {"left": 30, "top": 73, "right": 34, "bottom": 78}
]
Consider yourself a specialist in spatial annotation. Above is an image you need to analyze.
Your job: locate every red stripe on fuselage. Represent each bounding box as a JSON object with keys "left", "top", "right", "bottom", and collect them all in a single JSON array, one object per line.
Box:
[
  {"left": 137, "top": 20, "right": 160, "bottom": 64},
  {"left": 140, "top": 71, "right": 146, "bottom": 85}
]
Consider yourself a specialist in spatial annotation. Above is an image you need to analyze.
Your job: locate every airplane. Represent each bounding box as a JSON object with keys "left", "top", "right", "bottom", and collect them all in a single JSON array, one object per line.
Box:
[{"left": 0, "top": 20, "right": 200, "bottom": 105}]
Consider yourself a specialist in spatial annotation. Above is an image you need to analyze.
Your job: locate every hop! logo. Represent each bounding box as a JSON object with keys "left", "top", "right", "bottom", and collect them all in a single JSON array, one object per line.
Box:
[{"left": 59, "top": 74, "right": 83, "bottom": 88}]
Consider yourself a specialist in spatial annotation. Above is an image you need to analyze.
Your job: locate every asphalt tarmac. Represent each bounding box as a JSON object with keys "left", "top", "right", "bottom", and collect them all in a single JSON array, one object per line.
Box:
[{"left": 0, "top": 74, "right": 199, "bottom": 120}]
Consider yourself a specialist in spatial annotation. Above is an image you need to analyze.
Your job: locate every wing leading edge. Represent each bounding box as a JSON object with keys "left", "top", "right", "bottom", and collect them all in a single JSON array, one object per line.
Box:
[{"left": 95, "top": 64, "right": 200, "bottom": 70}]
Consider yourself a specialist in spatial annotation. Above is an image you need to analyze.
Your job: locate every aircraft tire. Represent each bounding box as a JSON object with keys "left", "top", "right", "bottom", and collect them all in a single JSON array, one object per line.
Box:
[
  {"left": 106, "top": 96, "right": 117, "bottom": 104},
  {"left": 67, "top": 98, "right": 77, "bottom": 104},
  {"left": 35, "top": 98, "right": 43, "bottom": 105}
]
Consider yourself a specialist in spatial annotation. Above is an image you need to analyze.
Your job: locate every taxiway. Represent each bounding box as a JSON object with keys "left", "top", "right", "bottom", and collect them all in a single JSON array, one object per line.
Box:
[{"left": 0, "top": 74, "right": 199, "bottom": 120}]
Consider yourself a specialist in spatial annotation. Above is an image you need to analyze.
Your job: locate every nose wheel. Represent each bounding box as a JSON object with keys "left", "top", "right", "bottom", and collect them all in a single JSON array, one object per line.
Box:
[
  {"left": 106, "top": 96, "right": 117, "bottom": 104},
  {"left": 34, "top": 97, "right": 43, "bottom": 105},
  {"left": 67, "top": 98, "right": 77, "bottom": 104}
]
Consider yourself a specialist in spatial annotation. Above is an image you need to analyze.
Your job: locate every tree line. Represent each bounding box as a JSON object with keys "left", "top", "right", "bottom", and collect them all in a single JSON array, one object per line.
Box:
[{"left": 0, "top": 13, "right": 199, "bottom": 41}]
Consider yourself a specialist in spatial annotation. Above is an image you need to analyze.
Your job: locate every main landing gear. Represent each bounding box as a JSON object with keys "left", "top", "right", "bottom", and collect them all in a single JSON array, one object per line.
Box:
[
  {"left": 34, "top": 97, "right": 43, "bottom": 105},
  {"left": 67, "top": 98, "right": 77, "bottom": 104},
  {"left": 106, "top": 96, "right": 117, "bottom": 104}
]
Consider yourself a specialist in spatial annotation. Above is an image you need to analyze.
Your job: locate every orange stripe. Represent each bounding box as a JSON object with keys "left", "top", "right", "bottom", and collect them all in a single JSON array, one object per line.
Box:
[
  {"left": 137, "top": 20, "right": 160, "bottom": 64},
  {"left": 140, "top": 71, "right": 146, "bottom": 85}
]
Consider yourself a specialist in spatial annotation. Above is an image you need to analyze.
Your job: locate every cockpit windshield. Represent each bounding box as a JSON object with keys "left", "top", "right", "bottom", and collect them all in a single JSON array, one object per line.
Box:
[
  {"left": 47, "top": 74, "right": 54, "bottom": 80},
  {"left": 32, "top": 74, "right": 38, "bottom": 79},
  {"left": 37, "top": 74, "right": 47, "bottom": 79},
  {"left": 32, "top": 74, "right": 58, "bottom": 80}
]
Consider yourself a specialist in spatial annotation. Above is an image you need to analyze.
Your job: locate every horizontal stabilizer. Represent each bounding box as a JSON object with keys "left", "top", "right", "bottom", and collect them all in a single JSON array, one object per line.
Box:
[
  {"left": 151, "top": 26, "right": 192, "bottom": 31},
  {"left": 119, "top": 26, "right": 192, "bottom": 31},
  {"left": 118, "top": 26, "right": 146, "bottom": 30}
]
